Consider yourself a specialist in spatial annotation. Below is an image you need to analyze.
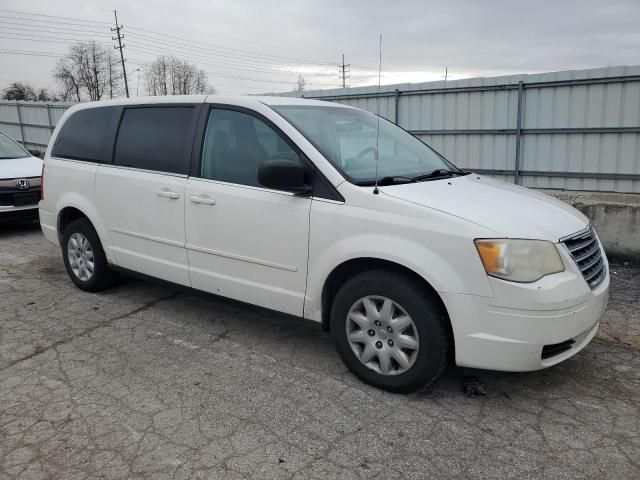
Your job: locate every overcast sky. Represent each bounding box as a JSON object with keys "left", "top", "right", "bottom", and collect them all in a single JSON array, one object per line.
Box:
[{"left": 1, "top": 0, "right": 639, "bottom": 96}]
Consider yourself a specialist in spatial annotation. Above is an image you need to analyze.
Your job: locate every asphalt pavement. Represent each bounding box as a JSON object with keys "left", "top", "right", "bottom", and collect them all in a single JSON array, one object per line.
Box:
[{"left": 1, "top": 224, "right": 638, "bottom": 479}]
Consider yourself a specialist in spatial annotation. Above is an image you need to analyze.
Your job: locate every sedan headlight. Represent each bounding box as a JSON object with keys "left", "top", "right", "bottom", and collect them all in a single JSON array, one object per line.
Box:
[{"left": 474, "top": 239, "right": 564, "bottom": 283}]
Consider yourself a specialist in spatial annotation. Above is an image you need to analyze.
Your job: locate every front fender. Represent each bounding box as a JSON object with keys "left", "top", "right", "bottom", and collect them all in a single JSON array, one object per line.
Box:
[{"left": 304, "top": 233, "right": 493, "bottom": 322}]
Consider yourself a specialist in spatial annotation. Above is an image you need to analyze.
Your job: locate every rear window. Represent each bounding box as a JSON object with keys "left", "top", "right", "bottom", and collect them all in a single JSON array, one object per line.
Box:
[
  {"left": 52, "top": 107, "right": 116, "bottom": 162},
  {"left": 114, "top": 107, "right": 194, "bottom": 175}
]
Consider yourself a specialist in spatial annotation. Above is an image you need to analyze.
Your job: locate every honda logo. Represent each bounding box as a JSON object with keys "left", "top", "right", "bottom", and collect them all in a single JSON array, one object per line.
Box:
[{"left": 16, "top": 179, "right": 30, "bottom": 190}]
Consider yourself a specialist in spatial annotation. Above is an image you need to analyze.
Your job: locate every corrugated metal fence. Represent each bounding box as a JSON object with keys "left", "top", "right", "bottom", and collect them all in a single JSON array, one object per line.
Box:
[
  {"left": 301, "top": 65, "right": 640, "bottom": 193},
  {"left": 0, "top": 101, "right": 73, "bottom": 152},
  {"left": 2, "top": 66, "right": 640, "bottom": 193}
]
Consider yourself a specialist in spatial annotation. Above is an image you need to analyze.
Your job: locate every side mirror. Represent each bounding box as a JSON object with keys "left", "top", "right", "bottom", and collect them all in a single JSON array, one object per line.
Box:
[
  {"left": 258, "top": 158, "right": 311, "bottom": 194},
  {"left": 28, "top": 149, "right": 41, "bottom": 157}
]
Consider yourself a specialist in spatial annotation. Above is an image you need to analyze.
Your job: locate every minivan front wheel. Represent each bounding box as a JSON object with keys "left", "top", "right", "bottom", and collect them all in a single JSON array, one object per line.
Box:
[
  {"left": 331, "top": 270, "right": 450, "bottom": 393},
  {"left": 61, "top": 218, "right": 117, "bottom": 292}
]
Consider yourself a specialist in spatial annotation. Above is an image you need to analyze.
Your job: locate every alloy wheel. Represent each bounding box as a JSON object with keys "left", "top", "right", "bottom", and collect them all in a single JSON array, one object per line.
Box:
[{"left": 67, "top": 232, "right": 95, "bottom": 281}]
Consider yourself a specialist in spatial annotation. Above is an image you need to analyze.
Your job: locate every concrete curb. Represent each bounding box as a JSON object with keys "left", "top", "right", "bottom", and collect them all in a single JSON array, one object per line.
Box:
[{"left": 542, "top": 190, "right": 640, "bottom": 266}]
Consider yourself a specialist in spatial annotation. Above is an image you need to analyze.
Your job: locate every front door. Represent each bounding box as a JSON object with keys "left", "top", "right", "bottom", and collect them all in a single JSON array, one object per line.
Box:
[{"left": 185, "top": 107, "right": 311, "bottom": 315}]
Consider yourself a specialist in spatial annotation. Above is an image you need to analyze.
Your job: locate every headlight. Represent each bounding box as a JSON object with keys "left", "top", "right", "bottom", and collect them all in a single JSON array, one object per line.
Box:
[{"left": 474, "top": 239, "right": 564, "bottom": 283}]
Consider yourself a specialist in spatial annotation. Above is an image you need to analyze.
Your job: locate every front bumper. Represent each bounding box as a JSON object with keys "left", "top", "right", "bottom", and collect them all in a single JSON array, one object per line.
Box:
[
  {"left": 0, "top": 204, "right": 39, "bottom": 223},
  {"left": 441, "top": 266, "right": 609, "bottom": 372}
]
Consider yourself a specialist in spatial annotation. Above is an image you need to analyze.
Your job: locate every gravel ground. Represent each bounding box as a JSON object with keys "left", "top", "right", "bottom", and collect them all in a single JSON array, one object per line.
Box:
[{"left": 0, "top": 224, "right": 638, "bottom": 479}]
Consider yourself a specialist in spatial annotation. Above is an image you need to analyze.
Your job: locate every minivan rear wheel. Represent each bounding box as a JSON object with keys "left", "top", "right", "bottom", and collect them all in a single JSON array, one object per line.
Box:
[
  {"left": 61, "top": 218, "right": 117, "bottom": 292},
  {"left": 331, "top": 270, "right": 450, "bottom": 393}
]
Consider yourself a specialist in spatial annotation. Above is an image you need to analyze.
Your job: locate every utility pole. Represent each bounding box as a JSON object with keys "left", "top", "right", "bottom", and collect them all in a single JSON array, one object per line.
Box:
[
  {"left": 338, "top": 53, "right": 350, "bottom": 88},
  {"left": 111, "top": 10, "right": 129, "bottom": 98}
]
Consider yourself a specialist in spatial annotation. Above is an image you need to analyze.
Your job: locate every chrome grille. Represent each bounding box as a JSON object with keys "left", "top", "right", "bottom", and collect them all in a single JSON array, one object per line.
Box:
[{"left": 561, "top": 227, "right": 606, "bottom": 289}]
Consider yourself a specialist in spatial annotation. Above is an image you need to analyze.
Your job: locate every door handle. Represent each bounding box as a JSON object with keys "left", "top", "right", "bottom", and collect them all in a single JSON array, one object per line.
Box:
[
  {"left": 156, "top": 189, "right": 180, "bottom": 199},
  {"left": 189, "top": 194, "right": 216, "bottom": 205}
]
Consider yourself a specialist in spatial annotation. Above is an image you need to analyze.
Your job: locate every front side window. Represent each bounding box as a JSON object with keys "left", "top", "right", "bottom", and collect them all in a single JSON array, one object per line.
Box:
[
  {"left": 200, "top": 108, "right": 300, "bottom": 187},
  {"left": 273, "top": 105, "right": 459, "bottom": 184},
  {"left": 51, "top": 107, "right": 116, "bottom": 162},
  {"left": 0, "top": 132, "right": 29, "bottom": 159},
  {"left": 114, "top": 107, "right": 194, "bottom": 175}
]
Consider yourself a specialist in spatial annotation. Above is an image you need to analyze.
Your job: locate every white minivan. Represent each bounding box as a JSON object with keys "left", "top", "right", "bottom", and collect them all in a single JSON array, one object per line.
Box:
[{"left": 39, "top": 96, "right": 609, "bottom": 392}]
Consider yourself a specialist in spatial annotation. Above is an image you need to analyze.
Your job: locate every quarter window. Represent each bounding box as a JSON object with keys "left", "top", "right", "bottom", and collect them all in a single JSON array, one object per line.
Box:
[
  {"left": 200, "top": 108, "right": 300, "bottom": 187},
  {"left": 114, "top": 107, "right": 194, "bottom": 175},
  {"left": 51, "top": 107, "right": 116, "bottom": 162}
]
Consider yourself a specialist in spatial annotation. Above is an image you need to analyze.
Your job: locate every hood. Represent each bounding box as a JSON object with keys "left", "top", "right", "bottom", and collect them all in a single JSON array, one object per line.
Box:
[
  {"left": 381, "top": 174, "right": 588, "bottom": 241},
  {"left": 0, "top": 155, "right": 43, "bottom": 180}
]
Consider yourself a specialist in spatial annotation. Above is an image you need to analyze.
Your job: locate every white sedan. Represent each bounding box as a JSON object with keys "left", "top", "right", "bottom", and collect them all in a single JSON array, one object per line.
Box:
[{"left": 0, "top": 131, "right": 43, "bottom": 223}]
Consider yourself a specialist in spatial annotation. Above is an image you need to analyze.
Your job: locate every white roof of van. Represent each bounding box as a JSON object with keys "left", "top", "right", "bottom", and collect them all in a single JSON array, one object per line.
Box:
[{"left": 65, "top": 95, "right": 353, "bottom": 110}]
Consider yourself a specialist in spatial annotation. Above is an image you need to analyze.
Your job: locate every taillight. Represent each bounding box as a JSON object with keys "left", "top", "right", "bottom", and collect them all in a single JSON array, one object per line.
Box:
[{"left": 40, "top": 161, "right": 44, "bottom": 201}]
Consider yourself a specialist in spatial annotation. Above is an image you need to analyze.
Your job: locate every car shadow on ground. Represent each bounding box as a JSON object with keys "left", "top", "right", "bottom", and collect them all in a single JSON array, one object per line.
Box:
[
  {"left": 107, "top": 272, "right": 604, "bottom": 401},
  {"left": 7, "top": 224, "right": 626, "bottom": 403},
  {"left": 0, "top": 220, "right": 41, "bottom": 237}
]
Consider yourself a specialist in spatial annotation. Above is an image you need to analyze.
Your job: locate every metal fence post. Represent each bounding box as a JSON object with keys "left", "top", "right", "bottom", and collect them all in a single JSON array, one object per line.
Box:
[
  {"left": 46, "top": 103, "right": 54, "bottom": 134},
  {"left": 15, "top": 102, "right": 26, "bottom": 146},
  {"left": 394, "top": 89, "right": 400, "bottom": 125},
  {"left": 514, "top": 81, "right": 524, "bottom": 185}
]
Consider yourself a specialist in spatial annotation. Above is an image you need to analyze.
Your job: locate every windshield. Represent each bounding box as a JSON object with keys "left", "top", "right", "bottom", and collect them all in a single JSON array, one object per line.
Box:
[
  {"left": 272, "top": 105, "right": 459, "bottom": 184},
  {"left": 0, "top": 133, "right": 29, "bottom": 159}
]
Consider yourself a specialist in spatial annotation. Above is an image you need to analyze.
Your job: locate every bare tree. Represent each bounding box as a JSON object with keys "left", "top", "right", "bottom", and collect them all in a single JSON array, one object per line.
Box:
[
  {"left": 55, "top": 59, "right": 83, "bottom": 102},
  {"left": 53, "top": 41, "right": 121, "bottom": 101},
  {"left": 143, "top": 56, "right": 215, "bottom": 96},
  {"left": 106, "top": 49, "right": 122, "bottom": 99},
  {"left": 296, "top": 75, "right": 305, "bottom": 97}
]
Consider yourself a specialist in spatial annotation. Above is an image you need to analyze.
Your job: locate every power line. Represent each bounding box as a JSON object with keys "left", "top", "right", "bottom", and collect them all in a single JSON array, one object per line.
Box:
[
  {"left": 0, "top": 30, "right": 111, "bottom": 43},
  {"left": 1, "top": 21, "right": 336, "bottom": 78},
  {"left": 124, "top": 39, "right": 336, "bottom": 78},
  {"left": 0, "top": 8, "right": 378, "bottom": 92},
  {"left": 0, "top": 31, "right": 331, "bottom": 87},
  {"left": 126, "top": 24, "right": 336, "bottom": 67},
  {"left": 0, "top": 14, "right": 111, "bottom": 30},
  {"left": 0, "top": 33, "right": 111, "bottom": 46},
  {"left": 0, "top": 25, "right": 110, "bottom": 38},
  {"left": 0, "top": 8, "right": 111, "bottom": 25},
  {"left": 0, "top": 8, "right": 337, "bottom": 68},
  {"left": 122, "top": 48, "right": 300, "bottom": 85},
  {"left": 0, "top": 49, "right": 65, "bottom": 58},
  {"left": 125, "top": 30, "right": 331, "bottom": 70}
]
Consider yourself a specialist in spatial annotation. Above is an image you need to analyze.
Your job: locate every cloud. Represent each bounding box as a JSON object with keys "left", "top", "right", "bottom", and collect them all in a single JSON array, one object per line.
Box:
[{"left": 1, "top": 0, "right": 639, "bottom": 95}]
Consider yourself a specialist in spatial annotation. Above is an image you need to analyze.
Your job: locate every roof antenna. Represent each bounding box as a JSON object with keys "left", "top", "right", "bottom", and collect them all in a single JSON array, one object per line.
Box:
[{"left": 373, "top": 34, "right": 382, "bottom": 195}]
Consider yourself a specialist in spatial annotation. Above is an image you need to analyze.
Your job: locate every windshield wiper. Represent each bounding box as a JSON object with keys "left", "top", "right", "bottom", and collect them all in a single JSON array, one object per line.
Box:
[
  {"left": 354, "top": 175, "right": 417, "bottom": 186},
  {"left": 412, "top": 169, "right": 468, "bottom": 181},
  {"left": 377, "top": 175, "right": 418, "bottom": 186},
  {"left": 354, "top": 170, "right": 469, "bottom": 187}
]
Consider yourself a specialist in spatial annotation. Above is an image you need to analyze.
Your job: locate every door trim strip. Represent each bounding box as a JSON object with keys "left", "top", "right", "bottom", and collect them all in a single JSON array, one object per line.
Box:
[
  {"left": 111, "top": 227, "right": 185, "bottom": 248},
  {"left": 110, "top": 228, "right": 298, "bottom": 272},
  {"left": 186, "top": 243, "right": 298, "bottom": 272}
]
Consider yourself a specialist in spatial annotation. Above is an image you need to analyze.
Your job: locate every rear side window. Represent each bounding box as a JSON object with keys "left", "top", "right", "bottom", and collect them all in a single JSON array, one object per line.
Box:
[
  {"left": 114, "top": 107, "right": 194, "bottom": 175},
  {"left": 52, "top": 107, "right": 115, "bottom": 162}
]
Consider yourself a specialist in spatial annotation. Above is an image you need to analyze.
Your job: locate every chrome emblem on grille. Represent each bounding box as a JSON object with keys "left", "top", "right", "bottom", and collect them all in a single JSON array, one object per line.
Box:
[{"left": 16, "top": 179, "right": 30, "bottom": 190}]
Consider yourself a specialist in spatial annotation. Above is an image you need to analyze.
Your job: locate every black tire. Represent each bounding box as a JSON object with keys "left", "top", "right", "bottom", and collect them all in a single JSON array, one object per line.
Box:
[
  {"left": 61, "top": 217, "right": 117, "bottom": 292},
  {"left": 331, "top": 270, "right": 450, "bottom": 393}
]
